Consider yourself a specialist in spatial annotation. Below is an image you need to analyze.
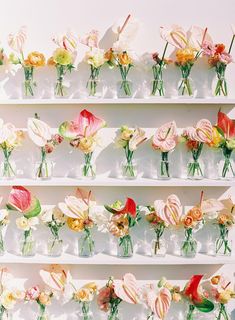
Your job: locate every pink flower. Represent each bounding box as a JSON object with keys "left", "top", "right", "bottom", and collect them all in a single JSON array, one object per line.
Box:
[
  {"left": 113, "top": 273, "right": 139, "bottom": 304},
  {"left": 219, "top": 52, "right": 233, "bottom": 64},
  {"left": 25, "top": 286, "right": 40, "bottom": 301},
  {"left": 152, "top": 121, "right": 178, "bottom": 152},
  {"left": 183, "top": 119, "right": 213, "bottom": 143},
  {"left": 80, "top": 30, "right": 99, "bottom": 48},
  {"left": 97, "top": 286, "right": 113, "bottom": 311},
  {"left": 202, "top": 42, "right": 216, "bottom": 57},
  {"left": 8, "top": 26, "right": 27, "bottom": 54}
]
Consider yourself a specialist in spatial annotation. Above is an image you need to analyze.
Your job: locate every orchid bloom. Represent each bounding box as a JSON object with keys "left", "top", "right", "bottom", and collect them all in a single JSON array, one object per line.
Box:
[
  {"left": 27, "top": 117, "right": 52, "bottom": 147},
  {"left": 40, "top": 265, "right": 72, "bottom": 293},
  {"left": 184, "top": 275, "right": 214, "bottom": 312},
  {"left": 80, "top": 30, "right": 99, "bottom": 48},
  {"left": 59, "top": 109, "right": 106, "bottom": 140},
  {"left": 8, "top": 26, "right": 27, "bottom": 54},
  {"left": 7, "top": 186, "right": 41, "bottom": 218},
  {"left": 113, "top": 273, "right": 139, "bottom": 304},
  {"left": 58, "top": 188, "right": 95, "bottom": 219},
  {"left": 104, "top": 198, "right": 137, "bottom": 218},
  {"left": 183, "top": 119, "right": 213, "bottom": 143},
  {"left": 217, "top": 111, "right": 235, "bottom": 139},
  {"left": 154, "top": 194, "right": 182, "bottom": 226},
  {"left": 129, "top": 128, "right": 147, "bottom": 151},
  {"left": 152, "top": 121, "right": 178, "bottom": 152}
]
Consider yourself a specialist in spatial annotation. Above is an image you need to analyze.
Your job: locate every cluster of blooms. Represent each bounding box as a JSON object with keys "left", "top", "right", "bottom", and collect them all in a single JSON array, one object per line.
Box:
[
  {"left": 1, "top": 109, "right": 235, "bottom": 180},
  {"left": 0, "top": 19, "right": 234, "bottom": 98},
  {"left": 0, "top": 186, "right": 234, "bottom": 259},
  {"left": 0, "top": 266, "right": 234, "bottom": 320}
]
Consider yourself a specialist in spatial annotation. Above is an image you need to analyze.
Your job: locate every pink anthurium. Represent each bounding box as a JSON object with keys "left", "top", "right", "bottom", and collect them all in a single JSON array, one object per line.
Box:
[
  {"left": 148, "top": 287, "right": 172, "bottom": 319},
  {"left": 40, "top": 265, "right": 72, "bottom": 292},
  {"left": 113, "top": 273, "right": 139, "bottom": 304},
  {"left": 154, "top": 194, "right": 182, "bottom": 226},
  {"left": 105, "top": 198, "right": 137, "bottom": 218},
  {"left": 7, "top": 186, "right": 41, "bottom": 218},
  {"left": 152, "top": 121, "right": 178, "bottom": 152},
  {"left": 160, "top": 25, "right": 187, "bottom": 49}
]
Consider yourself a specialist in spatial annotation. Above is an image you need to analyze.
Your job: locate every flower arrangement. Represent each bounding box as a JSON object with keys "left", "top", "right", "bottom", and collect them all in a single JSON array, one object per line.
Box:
[
  {"left": 152, "top": 121, "right": 178, "bottom": 179},
  {"left": 0, "top": 46, "right": 7, "bottom": 66},
  {"left": 0, "top": 198, "right": 9, "bottom": 255},
  {"left": 49, "top": 30, "right": 77, "bottom": 97},
  {"left": 145, "top": 194, "right": 182, "bottom": 257},
  {"left": 202, "top": 31, "right": 235, "bottom": 96},
  {"left": 40, "top": 206, "right": 66, "bottom": 256},
  {"left": 180, "top": 192, "right": 204, "bottom": 257},
  {"left": 183, "top": 275, "right": 214, "bottom": 319},
  {"left": 207, "top": 275, "right": 235, "bottom": 320},
  {"left": 59, "top": 109, "right": 106, "bottom": 178},
  {"left": 8, "top": 26, "right": 46, "bottom": 96},
  {"left": 115, "top": 126, "right": 146, "bottom": 179},
  {"left": 59, "top": 188, "right": 96, "bottom": 257},
  {"left": 209, "top": 111, "right": 235, "bottom": 179},
  {"left": 160, "top": 25, "right": 211, "bottom": 96},
  {"left": 97, "top": 273, "right": 139, "bottom": 320},
  {"left": 0, "top": 268, "right": 24, "bottom": 319},
  {"left": 104, "top": 198, "right": 140, "bottom": 257},
  {"left": 183, "top": 119, "right": 213, "bottom": 179},
  {"left": 7, "top": 186, "right": 41, "bottom": 256},
  {"left": 0, "top": 119, "right": 24, "bottom": 179},
  {"left": 28, "top": 114, "right": 63, "bottom": 179},
  {"left": 81, "top": 30, "right": 107, "bottom": 96},
  {"left": 71, "top": 282, "right": 97, "bottom": 320}
]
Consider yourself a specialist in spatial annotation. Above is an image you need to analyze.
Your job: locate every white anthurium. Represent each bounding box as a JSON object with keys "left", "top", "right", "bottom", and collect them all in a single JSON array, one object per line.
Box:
[
  {"left": 201, "top": 198, "right": 224, "bottom": 220},
  {"left": 160, "top": 25, "right": 187, "bottom": 49},
  {"left": 8, "top": 26, "right": 27, "bottom": 54},
  {"left": 129, "top": 127, "right": 147, "bottom": 151},
  {"left": 58, "top": 196, "right": 90, "bottom": 219},
  {"left": 0, "top": 120, "right": 16, "bottom": 144},
  {"left": 188, "top": 26, "right": 213, "bottom": 51},
  {"left": 0, "top": 209, "right": 8, "bottom": 221},
  {"left": 112, "top": 15, "right": 140, "bottom": 43},
  {"left": 27, "top": 118, "right": 52, "bottom": 147}
]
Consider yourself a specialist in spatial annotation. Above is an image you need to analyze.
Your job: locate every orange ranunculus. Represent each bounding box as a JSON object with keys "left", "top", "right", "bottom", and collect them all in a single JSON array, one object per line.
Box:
[
  {"left": 104, "top": 49, "right": 114, "bottom": 62},
  {"left": 215, "top": 44, "right": 225, "bottom": 54},
  {"left": 211, "top": 275, "right": 221, "bottom": 285},
  {"left": 118, "top": 51, "right": 132, "bottom": 65},
  {"left": 188, "top": 207, "right": 203, "bottom": 221},
  {"left": 27, "top": 51, "right": 46, "bottom": 67},
  {"left": 47, "top": 56, "right": 56, "bottom": 66},
  {"left": 186, "top": 140, "right": 199, "bottom": 150},
  {"left": 175, "top": 48, "right": 195, "bottom": 66},
  {"left": 208, "top": 54, "right": 220, "bottom": 67},
  {"left": 67, "top": 217, "right": 85, "bottom": 232},
  {"left": 218, "top": 213, "right": 229, "bottom": 225},
  {"left": 183, "top": 215, "right": 194, "bottom": 228}
]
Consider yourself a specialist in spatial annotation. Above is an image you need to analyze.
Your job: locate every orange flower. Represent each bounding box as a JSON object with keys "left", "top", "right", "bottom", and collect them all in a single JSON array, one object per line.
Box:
[
  {"left": 215, "top": 44, "right": 225, "bottom": 54},
  {"left": 26, "top": 51, "right": 45, "bottom": 67},
  {"left": 217, "top": 213, "right": 233, "bottom": 225},
  {"left": 186, "top": 140, "right": 199, "bottom": 150},
  {"left": 67, "top": 217, "right": 85, "bottom": 232},
  {"left": 104, "top": 49, "right": 114, "bottom": 62},
  {"left": 211, "top": 275, "right": 221, "bottom": 285},
  {"left": 208, "top": 54, "right": 220, "bottom": 67},
  {"left": 188, "top": 207, "right": 203, "bottom": 221},
  {"left": 183, "top": 215, "right": 194, "bottom": 228},
  {"left": 108, "top": 214, "right": 129, "bottom": 237},
  {"left": 207, "top": 127, "right": 222, "bottom": 147},
  {"left": 175, "top": 48, "right": 195, "bottom": 66},
  {"left": 145, "top": 212, "right": 162, "bottom": 224},
  {"left": 47, "top": 56, "right": 56, "bottom": 66},
  {"left": 118, "top": 51, "right": 132, "bottom": 65}
]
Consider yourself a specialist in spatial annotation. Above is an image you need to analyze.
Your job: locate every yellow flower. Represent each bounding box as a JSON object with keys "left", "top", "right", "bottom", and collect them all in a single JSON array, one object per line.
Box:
[
  {"left": 67, "top": 217, "right": 85, "bottom": 232},
  {"left": 121, "top": 126, "right": 133, "bottom": 141},
  {"left": 78, "top": 136, "right": 97, "bottom": 154},
  {"left": 218, "top": 290, "right": 232, "bottom": 304},
  {"left": 16, "top": 217, "right": 30, "bottom": 231},
  {"left": 226, "top": 139, "right": 235, "bottom": 150},
  {"left": 176, "top": 48, "right": 195, "bottom": 65},
  {"left": 118, "top": 52, "right": 132, "bottom": 65},
  {"left": 208, "top": 127, "right": 222, "bottom": 147},
  {"left": 84, "top": 282, "right": 97, "bottom": 293},
  {"left": 108, "top": 214, "right": 129, "bottom": 238},
  {"left": 47, "top": 56, "right": 56, "bottom": 66},
  {"left": 53, "top": 48, "right": 73, "bottom": 66},
  {"left": 172, "top": 292, "right": 181, "bottom": 302},
  {"left": 74, "top": 288, "right": 92, "bottom": 302},
  {"left": 26, "top": 51, "right": 46, "bottom": 67},
  {"left": 38, "top": 292, "right": 51, "bottom": 306}
]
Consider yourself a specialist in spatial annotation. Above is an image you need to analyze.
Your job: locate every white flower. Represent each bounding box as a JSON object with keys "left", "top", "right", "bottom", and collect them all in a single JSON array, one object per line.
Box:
[
  {"left": 40, "top": 208, "right": 53, "bottom": 223},
  {"left": 8, "top": 26, "right": 27, "bottom": 54},
  {"left": 112, "top": 16, "right": 140, "bottom": 44},
  {"left": 0, "top": 209, "right": 9, "bottom": 225},
  {"left": 0, "top": 119, "right": 17, "bottom": 145},
  {"left": 84, "top": 48, "right": 106, "bottom": 68},
  {"left": 0, "top": 290, "right": 17, "bottom": 310},
  {"left": 27, "top": 118, "right": 52, "bottom": 147},
  {"left": 58, "top": 196, "right": 95, "bottom": 219},
  {"left": 16, "top": 217, "right": 39, "bottom": 231},
  {"left": 89, "top": 207, "right": 111, "bottom": 233}
]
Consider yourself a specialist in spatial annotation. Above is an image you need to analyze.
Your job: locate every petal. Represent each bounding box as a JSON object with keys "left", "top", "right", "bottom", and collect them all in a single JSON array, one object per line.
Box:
[
  {"left": 27, "top": 118, "right": 52, "bottom": 147},
  {"left": 114, "top": 273, "right": 139, "bottom": 304},
  {"left": 160, "top": 25, "right": 187, "bottom": 48},
  {"left": 59, "top": 121, "right": 81, "bottom": 140},
  {"left": 8, "top": 186, "right": 32, "bottom": 212},
  {"left": 217, "top": 111, "right": 235, "bottom": 139},
  {"left": 75, "top": 109, "right": 106, "bottom": 137}
]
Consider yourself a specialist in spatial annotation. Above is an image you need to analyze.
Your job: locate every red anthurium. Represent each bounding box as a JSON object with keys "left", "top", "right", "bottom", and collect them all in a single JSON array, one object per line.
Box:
[
  {"left": 184, "top": 275, "right": 214, "bottom": 313},
  {"left": 217, "top": 111, "right": 235, "bottom": 139},
  {"left": 75, "top": 109, "right": 106, "bottom": 137},
  {"left": 105, "top": 198, "right": 137, "bottom": 218}
]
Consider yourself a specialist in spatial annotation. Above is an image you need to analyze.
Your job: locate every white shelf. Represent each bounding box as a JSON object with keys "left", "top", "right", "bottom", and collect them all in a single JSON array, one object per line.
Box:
[
  {"left": 0, "top": 98, "right": 235, "bottom": 105},
  {"left": 1, "top": 252, "right": 234, "bottom": 265},
  {"left": 0, "top": 177, "right": 234, "bottom": 187}
]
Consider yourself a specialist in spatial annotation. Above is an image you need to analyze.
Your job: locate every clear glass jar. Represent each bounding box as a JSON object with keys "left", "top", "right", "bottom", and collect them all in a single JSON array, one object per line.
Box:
[
  {"left": 78, "top": 302, "right": 93, "bottom": 320},
  {"left": 0, "top": 159, "right": 16, "bottom": 179},
  {"left": 0, "top": 227, "right": 5, "bottom": 256},
  {"left": 47, "top": 238, "right": 63, "bottom": 257},
  {"left": 37, "top": 306, "right": 49, "bottom": 320},
  {"left": 121, "top": 159, "right": 137, "bottom": 179},
  {"left": 81, "top": 153, "right": 96, "bottom": 179},
  {"left": 86, "top": 79, "right": 104, "bottom": 98},
  {"left": 187, "top": 160, "right": 203, "bottom": 180},
  {"left": 117, "top": 235, "right": 133, "bottom": 258},
  {"left": 178, "top": 77, "right": 195, "bottom": 97},
  {"left": 78, "top": 230, "right": 95, "bottom": 257},
  {"left": 117, "top": 80, "right": 133, "bottom": 98},
  {"left": 219, "top": 149, "right": 235, "bottom": 180},
  {"left": 23, "top": 66, "right": 36, "bottom": 97},
  {"left": 215, "top": 238, "right": 232, "bottom": 256},
  {"left": 34, "top": 160, "right": 54, "bottom": 180},
  {"left": 158, "top": 160, "right": 171, "bottom": 179},
  {"left": 108, "top": 307, "right": 120, "bottom": 320},
  {"left": 181, "top": 239, "right": 198, "bottom": 258},
  {"left": 20, "top": 231, "right": 36, "bottom": 257},
  {"left": 0, "top": 308, "right": 12, "bottom": 320},
  {"left": 151, "top": 79, "right": 164, "bottom": 97},
  {"left": 151, "top": 239, "right": 167, "bottom": 257}
]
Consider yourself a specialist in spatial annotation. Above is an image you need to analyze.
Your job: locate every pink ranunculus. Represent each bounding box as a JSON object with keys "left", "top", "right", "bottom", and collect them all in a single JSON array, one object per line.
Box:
[
  {"left": 25, "top": 286, "right": 40, "bottom": 301},
  {"left": 219, "top": 52, "right": 233, "bottom": 64},
  {"left": 152, "top": 121, "right": 178, "bottom": 152},
  {"left": 202, "top": 41, "right": 216, "bottom": 57},
  {"left": 8, "top": 186, "right": 31, "bottom": 213}
]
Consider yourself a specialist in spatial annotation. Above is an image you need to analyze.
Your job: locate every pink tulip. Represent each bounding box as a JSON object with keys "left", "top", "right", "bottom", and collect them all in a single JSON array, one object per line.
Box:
[
  {"left": 8, "top": 186, "right": 31, "bottom": 213},
  {"left": 152, "top": 121, "right": 178, "bottom": 152}
]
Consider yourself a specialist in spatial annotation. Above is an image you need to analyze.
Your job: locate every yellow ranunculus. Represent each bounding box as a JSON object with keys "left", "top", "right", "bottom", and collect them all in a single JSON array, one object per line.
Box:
[
  {"left": 118, "top": 51, "right": 132, "bottom": 65},
  {"left": 84, "top": 282, "right": 97, "bottom": 293},
  {"left": 120, "top": 126, "right": 133, "bottom": 141},
  {"left": 53, "top": 48, "right": 73, "bottom": 66},
  {"left": 26, "top": 51, "right": 46, "bottom": 67},
  {"left": 218, "top": 290, "right": 232, "bottom": 304},
  {"left": 38, "top": 292, "right": 51, "bottom": 306},
  {"left": 78, "top": 136, "right": 97, "bottom": 154},
  {"left": 0, "top": 290, "right": 17, "bottom": 310},
  {"left": 209, "top": 127, "right": 223, "bottom": 147},
  {"left": 67, "top": 217, "right": 85, "bottom": 232},
  {"left": 74, "top": 288, "right": 92, "bottom": 302}
]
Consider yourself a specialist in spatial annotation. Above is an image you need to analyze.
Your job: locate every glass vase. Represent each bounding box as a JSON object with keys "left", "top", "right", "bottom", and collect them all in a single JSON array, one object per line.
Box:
[
  {"left": 34, "top": 160, "right": 53, "bottom": 180},
  {"left": 187, "top": 159, "right": 203, "bottom": 179},
  {"left": 20, "top": 230, "right": 36, "bottom": 257},
  {"left": 151, "top": 238, "right": 167, "bottom": 257},
  {"left": 216, "top": 303, "right": 230, "bottom": 320},
  {"left": 117, "top": 80, "right": 133, "bottom": 98},
  {"left": 78, "top": 229, "right": 95, "bottom": 257},
  {"left": 117, "top": 235, "right": 133, "bottom": 258},
  {"left": 78, "top": 302, "right": 93, "bottom": 320},
  {"left": 87, "top": 79, "right": 104, "bottom": 98},
  {"left": 214, "top": 64, "right": 228, "bottom": 96},
  {"left": 81, "top": 153, "right": 96, "bottom": 179},
  {"left": 54, "top": 64, "right": 70, "bottom": 98},
  {"left": 216, "top": 225, "right": 232, "bottom": 256},
  {"left": 0, "top": 306, "right": 11, "bottom": 320},
  {"left": 151, "top": 64, "right": 164, "bottom": 96},
  {"left": 158, "top": 152, "right": 171, "bottom": 179},
  {"left": 0, "top": 227, "right": 5, "bottom": 256},
  {"left": 220, "top": 148, "right": 235, "bottom": 179},
  {"left": 47, "top": 238, "right": 63, "bottom": 257},
  {"left": 146, "top": 311, "right": 156, "bottom": 320},
  {"left": 23, "top": 66, "right": 36, "bottom": 97},
  {"left": 121, "top": 159, "right": 137, "bottom": 179},
  {"left": 108, "top": 307, "right": 120, "bottom": 320},
  {"left": 178, "top": 77, "right": 194, "bottom": 97},
  {"left": 37, "top": 304, "right": 49, "bottom": 320},
  {"left": 181, "top": 229, "right": 197, "bottom": 258},
  {"left": 185, "top": 305, "right": 196, "bottom": 320},
  {"left": 0, "top": 158, "right": 16, "bottom": 179}
]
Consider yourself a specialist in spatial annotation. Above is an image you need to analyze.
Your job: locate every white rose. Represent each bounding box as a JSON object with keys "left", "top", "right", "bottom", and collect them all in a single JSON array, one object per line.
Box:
[
  {"left": 0, "top": 290, "right": 17, "bottom": 310},
  {"left": 16, "top": 217, "right": 31, "bottom": 231},
  {"left": 0, "top": 209, "right": 9, "bottom": 222}
]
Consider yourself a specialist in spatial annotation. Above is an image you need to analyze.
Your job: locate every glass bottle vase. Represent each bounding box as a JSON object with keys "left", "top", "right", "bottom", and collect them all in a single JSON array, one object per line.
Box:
[
  {"left": 87, "top": 79, "right": 104, "bottom": 98},
  {"left": 0, "top": 227, "right": 5, "bottom": 256},
  {"left": 23, "top": 66, "right": 36, "bottom": 97},
  {"left": 117, "top": 235, "right": 133, "bottom": 258},
  {"left": 220, "top": 148, "right": 235, "bottom": 179},
  {"left": 20, "top": 230, "right": 36, "bottom": 257},
  {"left": 34, "top": 160, "right": 53, "bottom": 180},
  {"left": 215, "top": 225, "right": 232, "bottom": 256},
  {"left": 78, "top": 302, "right": 93, "bottom": 320},
  {"left": 117, "top": 80, "right": 133, "bottom": 98},
  {"left": 151, "top": 238, "right": 167, "bottom": 257},
  {"left": 178, "top": 77, "right": 194, "bottom": 97},
  {"left": 78, "top": 229, "right": 95, "bottom": 257},
  {"left": 121, "top": 159, "right": 137, "bottom": 179},
  {"left": 108, "top": 306, "right": 120, "bottom": 320},
  {"left": 181, "top": 228, "right": 197, "bottom": 258},
  {"left": 81, "top": 153, "right": 96, "bottom": 179},
  {"left": 0, "top": 158, "right": 16, "bottom": 179},
  {"left": 158, "top": 152, "right": 171, "bottom": 179},
  {"left": 47, "top": 238, "right": 63, "bottom": 257}
]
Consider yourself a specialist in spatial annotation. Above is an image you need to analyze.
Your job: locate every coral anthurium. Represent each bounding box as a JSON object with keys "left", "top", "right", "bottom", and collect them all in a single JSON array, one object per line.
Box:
[{"left": 104, "top": 197, "right": 136, "bottom": 218}]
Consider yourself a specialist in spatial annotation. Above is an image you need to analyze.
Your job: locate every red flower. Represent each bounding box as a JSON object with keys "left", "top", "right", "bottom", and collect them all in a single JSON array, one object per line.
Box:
[
  {"left": 105, "top": 198, "right": 137, "bottom": 218},
  {"left": 217, "top": 111, "right": 235, "bottom": 139}
]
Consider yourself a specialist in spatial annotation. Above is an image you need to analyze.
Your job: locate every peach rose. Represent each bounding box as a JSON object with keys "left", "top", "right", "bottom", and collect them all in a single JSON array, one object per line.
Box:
[
  {"left": 183, "top": 215, "right": 194, "bottom": 228},
  {"left": 188, "top": 207, "right": 203, "bottom": 221},
  {"left": 118, "top": 52, "right": 132, "bottom": 65},
  {"left": 108, "top": 214, "right": 129, "bottom": 238},
  {"left": 26, "top": 51, "right": 46, "bottom": 67},
  {"left": 211, "top": 275, "right": 221, "bottom": 285}
]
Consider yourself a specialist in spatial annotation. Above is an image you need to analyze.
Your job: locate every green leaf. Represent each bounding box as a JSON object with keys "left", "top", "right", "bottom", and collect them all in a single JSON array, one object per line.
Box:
[
  {"left": 24, "top": 198, "right": 41, "bottom": 218},
  {"left": 59, "top": 121, "right": 77, "bottom": 140},
  {"left": 195, "top": 298, "right": 214, "bottom": 313},
  {"left": 104, "top": 205, "right": 117, "bottom": 214}
]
